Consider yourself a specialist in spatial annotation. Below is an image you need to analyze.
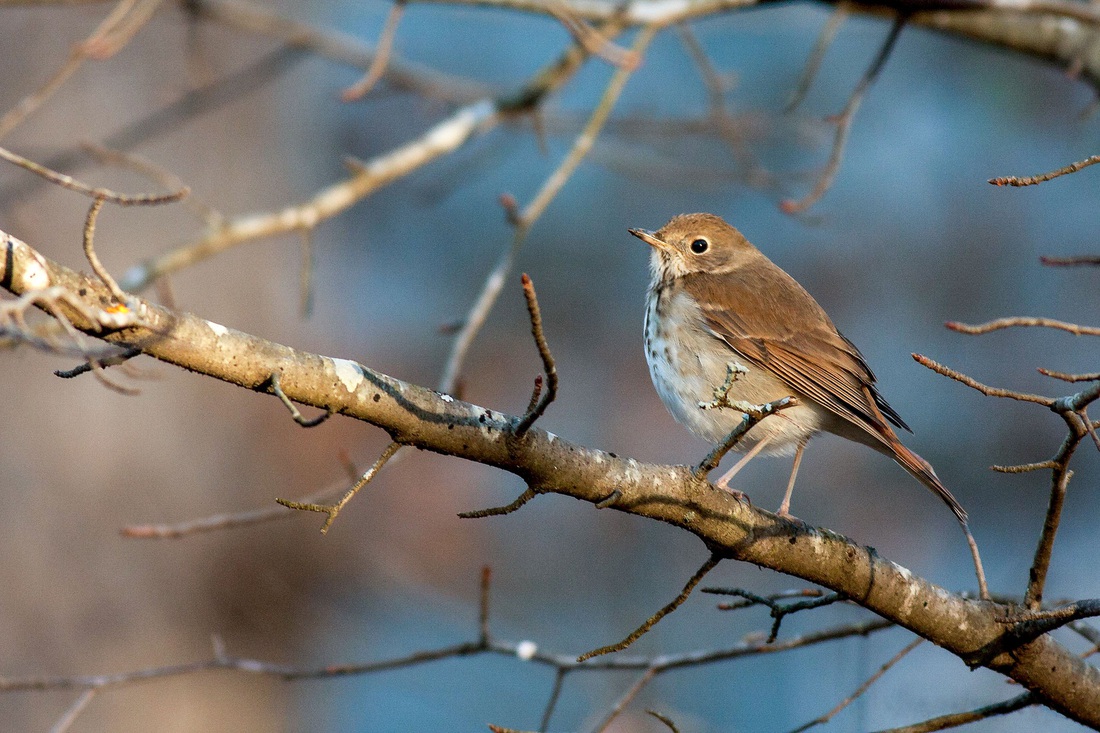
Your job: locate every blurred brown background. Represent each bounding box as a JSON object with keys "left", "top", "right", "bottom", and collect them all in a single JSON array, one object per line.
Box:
[{"left": 1, "top": 1, "right": 1097, "bottom": 730}]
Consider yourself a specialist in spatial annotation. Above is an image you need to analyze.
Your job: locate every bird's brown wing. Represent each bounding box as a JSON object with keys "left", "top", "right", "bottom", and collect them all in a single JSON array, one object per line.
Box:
[{"left": 684, "top": 265, "right": 909, "bottom": 444}]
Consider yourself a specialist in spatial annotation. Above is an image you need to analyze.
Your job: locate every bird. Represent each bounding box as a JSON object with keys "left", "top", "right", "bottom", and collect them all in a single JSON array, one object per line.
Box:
[{"left": 630, "top": 212, "right": 967, "bottom": 525}]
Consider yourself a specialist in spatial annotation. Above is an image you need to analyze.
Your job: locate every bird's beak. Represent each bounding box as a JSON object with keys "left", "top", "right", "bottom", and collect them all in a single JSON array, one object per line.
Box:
[{"left": 629, "top": 228, "right": 670, "bottom": 251}]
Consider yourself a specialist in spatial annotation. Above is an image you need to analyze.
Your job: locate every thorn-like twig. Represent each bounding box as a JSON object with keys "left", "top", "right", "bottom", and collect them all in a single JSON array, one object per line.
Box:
[
  {"left": 514, "top": 274, "right": 558, "bottom": 436},
  {"left": 578, "top": 554, "right": 721, "bottom": 662},
  {"left": 270, "top": 372, "right": 333, "bottom": 427},
  {"left": 458, "top": 488, "right": 537, "bottom": 519},
  {"left": 340, "top": 0, "right": 406, "bottom": 101},
  {"left": 276, "top": 442, "right": 401, "bottom": 533},
  {"left": 989, "top": 154, "right": 1100, "bottom": 187}
]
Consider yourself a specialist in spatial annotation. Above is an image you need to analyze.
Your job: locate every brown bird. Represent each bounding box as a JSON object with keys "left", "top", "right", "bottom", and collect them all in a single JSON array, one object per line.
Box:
[{"left": 631, "top": 213, "right": 987, "bottom": 594}]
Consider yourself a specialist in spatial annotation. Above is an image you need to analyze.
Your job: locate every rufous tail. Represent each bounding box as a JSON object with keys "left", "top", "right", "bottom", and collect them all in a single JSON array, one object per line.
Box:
[{"left": 890, "top": 439, "right": 967, "bottom": 524}]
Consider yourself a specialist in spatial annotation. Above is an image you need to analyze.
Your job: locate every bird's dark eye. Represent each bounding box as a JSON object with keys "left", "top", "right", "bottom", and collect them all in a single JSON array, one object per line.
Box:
[{"left": 690, "top": 238, "right": 709, "bottom": 254}]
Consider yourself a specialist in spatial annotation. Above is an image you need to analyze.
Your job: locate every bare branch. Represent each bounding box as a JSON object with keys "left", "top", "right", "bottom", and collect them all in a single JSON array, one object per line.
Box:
[
  {"left": 1038, "top": 367, "right": 1100, "bottom": 383},
  {"left": 912, "top": 353, "right": 1054, "bottom": 406},
  {"left": 458, "top": 487, "right": 537, "bottom": 518},
  {"left": 785, "top": 2, "right": 851, "bottom": 112},
  {"left": 703, "top": 587, "right": 848, "bottom": 642},
  {"left": 790, "top": 637, "right": 923, "bottom": 733},
  {"left": 590, "top": 668, "right": 658, "bottom": 733},
  {"left": 0, "top": 145, "right": 189, "bottom": 205},
  {"left": 872, "top": 692, "right": 1037, "bottom": 733},
  {"left": 947, "top": 316, "right": 1100, "bottom": 337},
  {"left": 546, "top": 1, "right": 640, "bottom": 69},
  {"left": 579, "top": 554, "right": 721, "bottom": 661},
  {"left": 781, "top": 13, "right": 904, "bottom": 213},
  {"left": 514, "top": 274, "right": 558, "bottom": 436},
  {"left": 340, "top": 0, "right": 407, "bottom": 101},
  {"left": 439, "top": 22, "right": 648, "bottom": 393},
  {"left": 50, "top": 689, "right": 96, "bottom": 733},
  {"left": 1040, "top": 254, "right": 1100, "bottom": 266},
  {"left": 271, "top": 371, "right": 333, "bottom": 427},
  {"left": 276, "top": 442, "right": 401, "bottom": 533},
  {"left": 5, "top": 230, "right": 1100, "bottom": 724},
  {"left": 989, "top": 153, "right": 1100, "bottom": 186},
  {"left": 694, "top": 394, "right": 799, "bottom": 479}
]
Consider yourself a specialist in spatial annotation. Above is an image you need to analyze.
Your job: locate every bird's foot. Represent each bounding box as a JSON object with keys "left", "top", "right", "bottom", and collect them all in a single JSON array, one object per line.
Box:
[{"left": 715, "top": 478, "right": 751, "bottom": 505}]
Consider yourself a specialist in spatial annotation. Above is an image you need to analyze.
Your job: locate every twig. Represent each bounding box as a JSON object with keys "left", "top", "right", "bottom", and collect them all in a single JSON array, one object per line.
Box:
[
  {"left": 0, "top": 145, "right": 189, "bottom": 205},
  {"left": 675, "top": 23, "right": 765, "bottom": 178},
  {"left": 190, "top": 0, "right": 487, "bottom": 104},
  {"left": 439, "top": 23, "right": 650, "bottom": 393},
  {"left": 991, "top": 459, "right": 1058, "bottom": 474},
  {"left": 646, "top": 710, "right": 680, "bottom": 733},
  {"left": 590, "top": 668, "right": 658, "bottom": 733},
  {"left": 1040, "top": 254, "right": 1100, "bottom": 266},
  {"left": 514, "top": 274, "right": 558, "bottom": 436},
  {"left": 694, "top": 394, "right": 799, "bottom": 479},
  {"left": 1038, "top": 368, "right": 1100, "bottom": 382},
  {"left": 516, "top": 25, "right": 657, "bottom": 229},
  {"left": 298, "top": 227, "right": 314, "bottom": 318},
  {"left": 546, "top": 1, "right": 640, "bottom": 69},
  {"left": 120, "top": 479, "right": 348, "bottom": 537},
  {"left": 781, "top": 13, "right": 905, "bottom": 214},
  {"left": 578, "top": 554, "right": 721, "bottom": 661},
  {"left": 121, "top": 98, "right": 499, "bottom": 293},
  {"left": 539, "top": 669, "right": 567, "bottom": 732},
  {"left": 271, "top": 371, "right": 333, "bottom": 427},
  {"left": 703, "top": 587, "right": 848, "bottom": 642},
  {"left": 0, "top": 0, "right": 145, "bottom": 140},
  {"left": 1026, "top": 466, "right": 1075, "bottom": 609},
  {"left": 82, "top": 197, "right": 133, "bottom": 307},
  {"left": 912, "top": 353, "right": 1054, "bottom": 406},
  {"left": 80, "top": 142, "right": 218, "bottom": 225},
  {"left": 54, "top": 346, "right": 142, "bottom": 378},
  {"left": 947, "top": 317, "right": 1100, "bottom": 337},
  {"left": 50, "top": 689, "right": 96, "bottom": 733},
  {"left": 789, "top": 637, "right": 923, "bottom": 733},
  {"left": 872, "top": 692, "right": 1037, "bottom": 733},
  {"left": 276, "top": 442, "right": 401, "bottom": 533},
  {"left": 998, "top": 598, "right": 1100, "bottom": 628},
  {"left": 479, "top": 566, "right": 492, "bottom": 645},
  {"left": 785, "top": 2, "right": 851, "bottom": 112},
  {"left": 458, "top": 487, "right": 537, "bottom": 518},
  {"left": 340, "top": 0, "right": 406, "bottom": 101},
  {"left": 989, "top": 154, "right": 1100, "bottom": 186},
  {"left": 707, "top": 588, "right": 830, "bottom": 610}
]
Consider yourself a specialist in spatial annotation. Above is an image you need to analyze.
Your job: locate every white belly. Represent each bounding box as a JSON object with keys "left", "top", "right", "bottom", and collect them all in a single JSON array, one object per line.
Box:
[{"left": 644, "top": 287, "right": 827, "bottom": 454}]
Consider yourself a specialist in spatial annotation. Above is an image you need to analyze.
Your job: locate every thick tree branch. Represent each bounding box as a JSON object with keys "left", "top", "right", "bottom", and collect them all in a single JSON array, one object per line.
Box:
[{"left": 4, "top": 228, "right": 1100, "bottom": 726}]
